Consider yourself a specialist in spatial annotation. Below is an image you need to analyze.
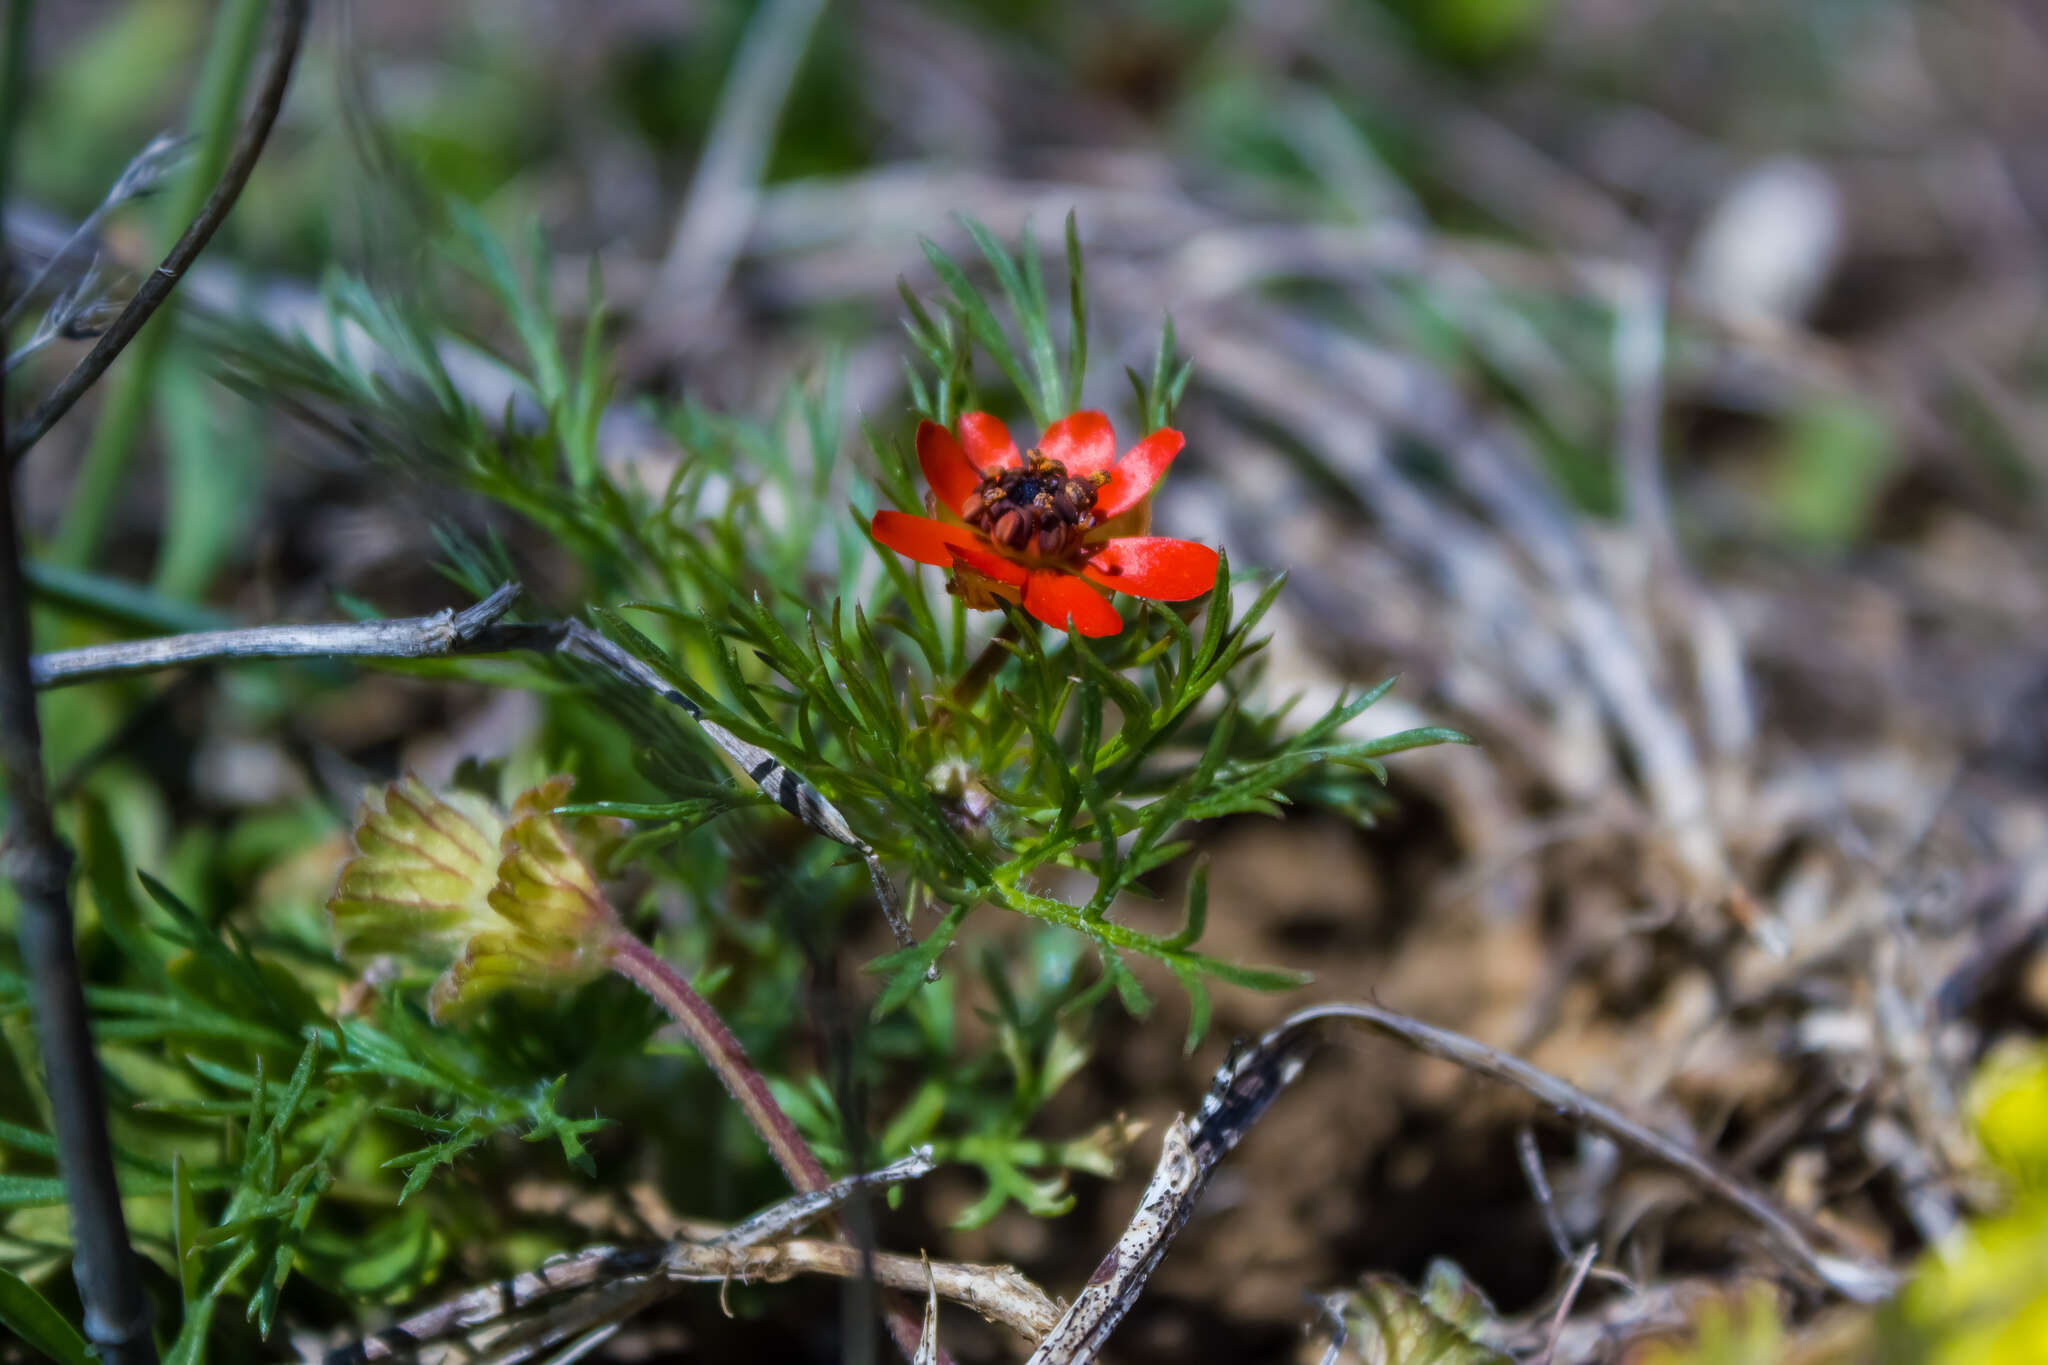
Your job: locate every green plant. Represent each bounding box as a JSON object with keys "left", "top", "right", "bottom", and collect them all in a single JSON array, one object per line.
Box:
[{"left": 2, "top": 208, "right": 1461, "bottom": 1357}]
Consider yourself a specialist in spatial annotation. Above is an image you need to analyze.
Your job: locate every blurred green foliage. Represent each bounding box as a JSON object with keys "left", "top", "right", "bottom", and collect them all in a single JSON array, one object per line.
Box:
[
  {"left": 1380, "top": 0, "right": 1551, "bottom": 67},
  {"left": 1768, "top": 397, "right": 1898, "bottom": 550},
  {"left": 16, "top": 0, "right": 202, "bottom": 206}
]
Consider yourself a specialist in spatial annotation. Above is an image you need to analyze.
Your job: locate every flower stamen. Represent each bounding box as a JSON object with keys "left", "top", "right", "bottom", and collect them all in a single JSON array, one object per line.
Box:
[
  {"left": 960, "top": 451, "right": 1110, "bottom": 563},
  {"left": 875, "top": 409, "right": 1213, "bottom": 637}
]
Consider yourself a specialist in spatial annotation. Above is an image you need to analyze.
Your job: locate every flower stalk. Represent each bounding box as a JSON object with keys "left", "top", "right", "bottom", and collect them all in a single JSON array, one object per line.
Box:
[
  {"left": 329, "top": 776, "right": 831, "bottom": 1190},
  {"left": 327, "top": 775, "right": 943, "bottom": 1359},
  {"left": 605, "top": 930, "right": 828, "bottom": 1192},
  {"left": 605, "top": 933, "right": 940, "bottom": 1362}
]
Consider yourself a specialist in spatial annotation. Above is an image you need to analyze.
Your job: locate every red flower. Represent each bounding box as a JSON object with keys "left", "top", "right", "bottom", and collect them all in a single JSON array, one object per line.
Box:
[{"left": 871, "top": 410, "right": 1219, "bottom": 637}]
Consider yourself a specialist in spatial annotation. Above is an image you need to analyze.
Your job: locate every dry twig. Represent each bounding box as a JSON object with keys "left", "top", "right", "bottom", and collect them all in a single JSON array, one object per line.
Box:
[
  {"left": 5, "top": 0, "right": 307, "bottom": 464},
  {"left": 324, "top": 1149, "right": 1057, "bottom": 1364},
  {"left": 659, "top": 1235, "right": 1058, "bottom": 1342},
  {"left": 1283, "top": 1003, "right": 1900, "bottom": 1303},
  {"left": 28, "top": 583, "right": 525, "bottom": 687},
  {"left": 25, "top": 583, "right": 912, "bottom": 950},
  {"left": 1024, "top": 1017, "right": 1322, "bottom": 1363}
]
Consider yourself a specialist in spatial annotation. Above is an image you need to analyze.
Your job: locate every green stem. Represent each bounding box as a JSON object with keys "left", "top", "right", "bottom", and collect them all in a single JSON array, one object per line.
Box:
[
  {"left": 52, "top": 0, "right": 271, "bottom": 569},
  {"left": 605, "top": 931, "right": 828, "bottom": 1193}
]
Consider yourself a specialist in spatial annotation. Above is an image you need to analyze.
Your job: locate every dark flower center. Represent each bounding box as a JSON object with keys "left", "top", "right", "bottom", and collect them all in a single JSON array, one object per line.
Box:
[{"left": 959, "top": 452, "right": 1109, "bottom": 559}]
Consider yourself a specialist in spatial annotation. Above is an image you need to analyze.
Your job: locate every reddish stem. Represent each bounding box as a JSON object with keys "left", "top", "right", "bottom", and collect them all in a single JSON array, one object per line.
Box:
[
  {"left": 605, "top": 931, "right": 945, "bottom": 1362},
  {"left": 606, "top": 931, "right": 827, "bottom": 1192}
]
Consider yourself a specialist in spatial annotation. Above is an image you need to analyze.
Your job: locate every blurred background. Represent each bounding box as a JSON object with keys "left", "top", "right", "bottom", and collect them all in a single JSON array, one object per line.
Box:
[{"left": 12, "top": 0, "right": 2048, "bottom": 1360}]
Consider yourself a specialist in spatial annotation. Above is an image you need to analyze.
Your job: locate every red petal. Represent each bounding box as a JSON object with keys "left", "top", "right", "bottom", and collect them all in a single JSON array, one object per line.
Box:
[
  {"left": 871, "top": 511, "right": 977, "bottom": 567},
  {"left": 1083, "top": 537, "right": 1219, "bottom": 601},
  {"left": 916, "top": 421, "right": 982, "bottom": 515},
  {"left": 958, "top": 411, "right": 1020, "bottom": 472},
  {"left": 950, "top": 540, "right": 1027, "bottom": 588},
  {"left": 1038, "top": 411, "right": 1117, "bottom": 475},
  {"left": 1023, "top": 571, "right": 1122, "bottom": 636},
  {"left": 1095, "top": 428, "right": 1184, "bottom": 519}
]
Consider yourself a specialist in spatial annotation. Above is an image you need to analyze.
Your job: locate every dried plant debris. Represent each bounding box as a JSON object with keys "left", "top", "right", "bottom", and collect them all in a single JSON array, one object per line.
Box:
[
  {"left": 1030, "top": 1001, "right": 1905, "bottom": 1363},
  {"left": 324, "top": 1148, "right": 965, "bottom": 1363}
]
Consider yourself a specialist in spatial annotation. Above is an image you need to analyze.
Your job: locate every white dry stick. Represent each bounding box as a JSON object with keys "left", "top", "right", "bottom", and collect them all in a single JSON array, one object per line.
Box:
[
  {"left": 700, "top": 1147, "right": 935, "bottom": 1248},
  {"left": 660, "top": 1237, "right": 1059, "bottom": 1341},
  {"left": 1535, "top": 1244, "right": 1599, "bottom": 1365},
  {"left": 915, "top": 1256, "right": 942, "bottom": 1365},
  {"left": 1608, "top": 261, "right": 1673, "bottom": 562},
  {"left": 28, "top": 583, "right": 523, "bottom": 687},
  {"left": 324, "top": 1147, "right": 1045, "bottom": 1365},
  {"left": 1023, "top": 1119, "right": 1202, "bottom": 1365},
  {"left": 323, "top": 1247, "right": 665, "bottom": 1363},
  {"left": 325, "top": 1238, "right": 1056, "bottom": 1365},
  {"left": 534, "top": 1322, "right": 620, "bottom": 1365},
  {"left": 459, "top": 1277, "right": 671, "bottom": 1365},
  {"left": 1025, "top": 1021, "right": 1320, "bottom": 1364},
  {"left": 1600, "top": 256, "right": 1758, "bottom": 785}
]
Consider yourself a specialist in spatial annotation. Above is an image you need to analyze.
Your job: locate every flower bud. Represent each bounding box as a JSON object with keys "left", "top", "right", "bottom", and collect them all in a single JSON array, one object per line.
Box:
[{"left": 327, "top": 775, "right": 622, "bottom": 1022}]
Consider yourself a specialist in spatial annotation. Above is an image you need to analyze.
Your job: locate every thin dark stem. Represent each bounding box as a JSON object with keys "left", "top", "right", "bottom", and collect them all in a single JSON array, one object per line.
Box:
[
  {"left": 5, "top": 0, "right": 307, "bottom": 466},
  {"left": 0, "top": 7, "right": 157, "bottom": 1357},
  {"left": 949, "top": 620, "right": 1020, "bottom": 711}
]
